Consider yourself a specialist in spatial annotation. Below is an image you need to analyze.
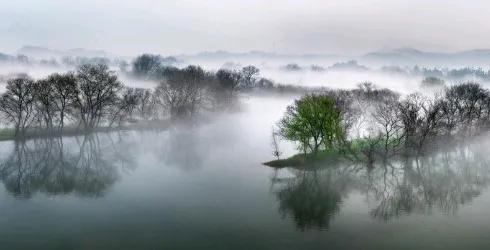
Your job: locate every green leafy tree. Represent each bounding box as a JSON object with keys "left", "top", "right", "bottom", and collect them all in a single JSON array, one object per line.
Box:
[{"left": 278, "top": 94, "right": 345, "bottom": 155}]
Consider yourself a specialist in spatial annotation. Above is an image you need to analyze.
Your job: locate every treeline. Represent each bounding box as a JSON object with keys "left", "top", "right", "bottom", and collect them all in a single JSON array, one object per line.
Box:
[
  {"left": 0, "top": 59, "right": 268, "bottom": 139},
  {"left": 0, "top": 64, "right": 125, "bottom": 137},
  {"left": 281, "top": 60, "right": 369, "bottom": 72},
  {"left": 382, "top": 65, "right": 490, "bottom": 81},
  {"left": 5, "top": 50, "right": 490, "bottom": 84},
  {"left": 129, "top": 54, "right": 318, "bottom": 95},
  {"left": 0, "top": 52, "right": 124, "bottom": 69},
  {"left": 278, "top": 81, "right": 490, "bottom": 162},
  {"left": 279, "top": 60, "right": 490, "bottom": 83}
]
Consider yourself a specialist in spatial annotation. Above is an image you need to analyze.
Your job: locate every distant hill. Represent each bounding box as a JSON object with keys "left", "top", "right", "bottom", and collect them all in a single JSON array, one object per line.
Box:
[
  {"left": 361, "top": 47, "right": 490, "bottom": 67},
  {"left": 65, "top": 48, "right": 111, "bottom": 58},
  {"left": 176, "top": 50, "right": 344, "bottom": 66},
  {"left": 18, "top": 45, "right": 112, "bottom": 59},
  {"left": 178, "top": 48, "right": 490, "bottom": 68},
  {"left": 187, "top": 50, "right": 339, "bottom": 59},
  {"left": 18, "top": 46, "right": 62, "bottom": 58}
]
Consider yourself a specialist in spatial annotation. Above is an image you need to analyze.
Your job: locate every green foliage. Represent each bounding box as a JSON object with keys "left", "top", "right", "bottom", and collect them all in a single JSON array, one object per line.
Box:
[
  {"left": 263, "top": 148, "right": 343, "bottom": 168},
  {"left": 264, "top": 137, "right": 404, "bottom": 168},
  {"left": 278, "top": 94, "right": 345, "bottom": 154}
]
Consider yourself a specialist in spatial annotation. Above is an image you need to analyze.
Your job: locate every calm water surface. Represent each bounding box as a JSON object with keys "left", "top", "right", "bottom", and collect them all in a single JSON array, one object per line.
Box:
[{"left": 1, "top": 95, "right": 490, "bottom": 250}]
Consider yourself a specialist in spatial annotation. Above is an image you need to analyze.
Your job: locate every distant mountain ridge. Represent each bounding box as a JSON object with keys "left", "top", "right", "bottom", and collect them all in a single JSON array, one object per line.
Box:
[
  {"left": 18, "top": 45, "right": 112, "bottom": 59},
  {"left": 177, "top": 47, "right": 490, "bottom": 67},
  {"left": 362, "top": 47, "right": 490, "bottom": 66},
  {"left": 177, "top": 50, "right": 341, "bottom": 61}
]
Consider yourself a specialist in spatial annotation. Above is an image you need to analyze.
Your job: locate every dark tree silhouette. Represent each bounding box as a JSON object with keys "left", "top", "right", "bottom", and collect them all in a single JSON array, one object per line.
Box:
[
  {"left": 48, "top": 72, "right": 79, "bottom": 131},
  {"left": 155, "top": 65, "right": 207, "bottom": 118},
  {"left": 216, "top": 69, "right": 242, "bottom": 103},
  {"left": 240, "top": 65, "right": 260, "bottom": 89},
  {"left": 75, "top": 64, "right": 122, "bottom": 131},
  {"left": 0, "top": 76, "right": 36, "bottom": 137},
  {"left": 132, "top": 54, "right": 162, "bottom": 78}
]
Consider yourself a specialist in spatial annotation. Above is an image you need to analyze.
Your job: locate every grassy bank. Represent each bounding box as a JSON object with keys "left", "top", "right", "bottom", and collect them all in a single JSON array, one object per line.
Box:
[
  {"left": 264, "top": 137, "right": 403, "bottom": 168},
  {"left": 263, "top": 149, "right": 348, "bottom": 168}
]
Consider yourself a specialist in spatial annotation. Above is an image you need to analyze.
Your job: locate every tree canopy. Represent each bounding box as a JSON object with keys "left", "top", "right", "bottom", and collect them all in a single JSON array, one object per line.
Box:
[{"left": 279, "top": 94, "right": 345, "bottom": 155}]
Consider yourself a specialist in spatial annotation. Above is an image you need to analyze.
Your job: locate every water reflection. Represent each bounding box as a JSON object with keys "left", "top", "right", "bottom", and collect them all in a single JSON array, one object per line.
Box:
[
  {"left": 162, "top": 127, "right": 205, "bottom": 171},
  {"left": 366, "top": 146, "right": 490, "bottom": 220},
  {"left": 270, "top": 142, "right": 490, "bottom": 230},
  {"left": 271, "top": 168, "right": 355, "bottom": 231},
  {"left": 0, "top": 134, "right": 132, "bottom": 198}
]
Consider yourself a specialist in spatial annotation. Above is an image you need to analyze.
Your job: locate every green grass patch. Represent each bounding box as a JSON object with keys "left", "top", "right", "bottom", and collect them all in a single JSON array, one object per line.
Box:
[
  {"left": 263, "top": 149, "right": 346, "bottom": 169},
  {"left": 0, "top": 128, "right": 15, "bottom": 141},
  {"left": 264, "top": 137, "right": 403, "bottom": 168}
]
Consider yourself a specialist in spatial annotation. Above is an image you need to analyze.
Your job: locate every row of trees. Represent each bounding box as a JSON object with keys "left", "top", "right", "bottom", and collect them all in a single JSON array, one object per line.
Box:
[
  {"left": 278, "top": 81, "right": 490, "bottom": 161},
  {"left": 0, "top": 62, "right": 263, "bottom": 138},
  {"left": 130, "top": 54, "right": 262, "bottom": 88},
  {"left": 0, "top": 64, "right": 123, "bottom": 137},
  {"left": 5, "top": 50, "right": 490, "bottom": 84}
]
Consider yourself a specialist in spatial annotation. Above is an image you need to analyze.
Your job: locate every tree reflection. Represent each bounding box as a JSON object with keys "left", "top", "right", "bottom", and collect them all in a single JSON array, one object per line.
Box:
[
  {"left": 366, "top": 144, "right": 490, "bottom": 220},
  {"left": 269, "top": 142, "right": 490, "bottom": 229},
  {"left": 163, "top": 127, "right": 204, "bottom": 171},
  {"left": 271, "top": 168, "right": 353, "bottom": 231},
  {"left": 0, "top": 134, "right": 131, "bottom": 198}
]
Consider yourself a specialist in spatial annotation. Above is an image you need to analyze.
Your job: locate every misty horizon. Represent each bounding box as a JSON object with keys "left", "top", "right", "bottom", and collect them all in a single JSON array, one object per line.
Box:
[
  {"left": 11, "top": 44, "right": 490, "bottom": 58},
  {"left": 2, "top": 0, "right": 490, "bottom": 56}
]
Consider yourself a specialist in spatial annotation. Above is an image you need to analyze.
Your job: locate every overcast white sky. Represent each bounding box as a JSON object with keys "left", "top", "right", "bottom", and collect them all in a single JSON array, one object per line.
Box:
[{"left": 0, "top": 0, "right": 489, "bottom": 56}]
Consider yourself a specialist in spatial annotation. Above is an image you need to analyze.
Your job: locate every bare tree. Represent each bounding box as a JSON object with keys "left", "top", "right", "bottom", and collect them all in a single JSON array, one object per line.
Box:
[
  {"left": 134, "top": 88, "right": 154, "bottom": 120},
  {"left": 33, "top": 79, "right": 57, "bottom": 131},
  {"left": 216, "top": 69, "right": 242, "bottom": 103},
  {"left": 0, "top": 76, "right": 36, "bottom": 137},
  {"left": 416, "top": 95, "right": 444, "bottom": 152},
  {"left": 398, "top": 94, "right": 422, "bottom": 151},
  {"left": 398, "top": 93, "right": 444, "bottom": 154},
  {"left": 240, "top": 65, "right": 260, "bottom": 89},
  {"left": 154, "top": 65, "right": 206, "bottom": 118},
  {"left": 48, "top": 72, "right": 78, "bottom": 131},
  {"left": 74, "top": 64, "right": 122, "bottom": 131},
  {"left": 108, "top": 87, "right": 140, "bottom": 127},
  {"left": 444, "top": 82, "right": 489, "bottom": 135},
  {"left": 271, "top": 127, "right": 282, "bottom": 160},
  {"left": 373, "top": 96, "right": 404, "bottom": 156}
]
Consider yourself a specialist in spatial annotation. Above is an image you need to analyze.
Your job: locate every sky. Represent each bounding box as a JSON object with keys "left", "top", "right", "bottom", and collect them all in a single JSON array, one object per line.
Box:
[{"left": 0, "top": 0, "right": 489, "bottom": 56}]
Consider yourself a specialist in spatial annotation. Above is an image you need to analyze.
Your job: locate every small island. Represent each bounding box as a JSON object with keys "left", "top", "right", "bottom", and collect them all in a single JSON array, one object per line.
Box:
[{"left": 265, "top": 82, "right": 490, "bottom": 168}]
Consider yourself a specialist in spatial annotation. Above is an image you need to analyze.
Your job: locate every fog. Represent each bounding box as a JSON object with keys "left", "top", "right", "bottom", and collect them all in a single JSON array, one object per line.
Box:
[
  {"left": 252, "top": 68, "right": 423, "bottom": 94},
  {"left": 0, "top": 55, "right": 488, "bottom": 96},
  {"left": 2, "top": 1, "right": 490, "bottom": 55},
  {"left": 4, "top": 1, "right": 490, "bottom": 249},
  {"left": 2, "top": 95, "right": 490, "bottom": 249}
]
